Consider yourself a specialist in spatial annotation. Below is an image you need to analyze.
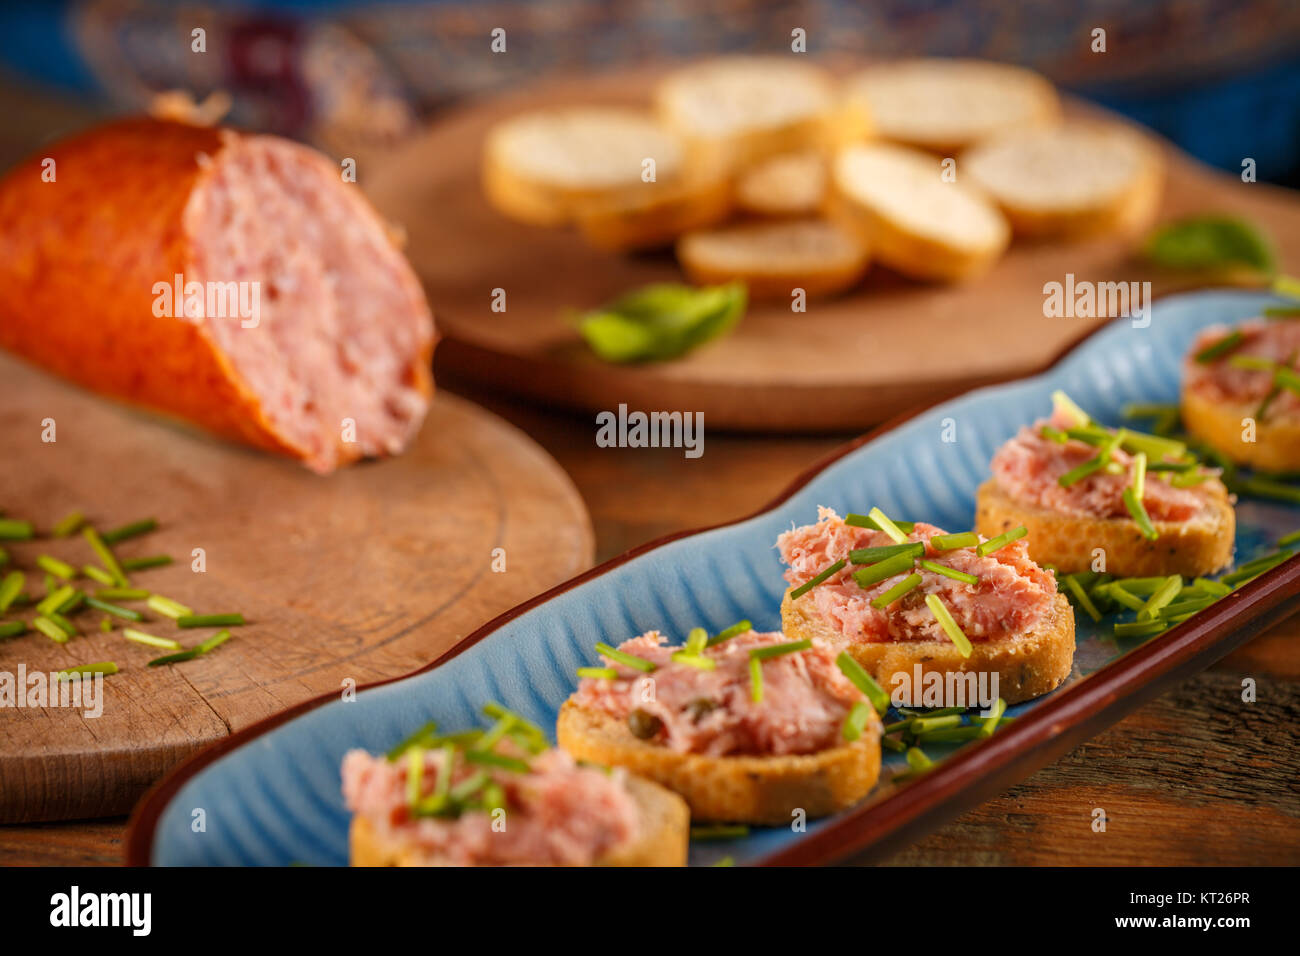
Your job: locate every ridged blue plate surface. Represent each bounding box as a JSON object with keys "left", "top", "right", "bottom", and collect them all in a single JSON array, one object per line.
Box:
[{"left": 148, "top": 290, "right": 1298, "bottom": 866}]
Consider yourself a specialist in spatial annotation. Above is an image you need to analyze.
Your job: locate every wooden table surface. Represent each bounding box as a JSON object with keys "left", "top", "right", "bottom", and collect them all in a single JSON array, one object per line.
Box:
[{"left": 3, "top": 368, "right": 1297, "bottom": 866}]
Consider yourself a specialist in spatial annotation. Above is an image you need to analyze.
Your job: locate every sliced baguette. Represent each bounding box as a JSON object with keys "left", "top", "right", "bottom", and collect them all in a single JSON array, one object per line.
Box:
[
  {"left": 654, "top": 57, "right": 843, "bottom": 173},
  {"left": 1181, "top": 387, "right": 1300, "bottom": 473},
  {"left": 781, "top": 590, "right": 1074, "bottom": 706},
  {"left": 975, "top": 478, "right": 1235, "bottom": 578},
  {"left": 963, "top": 123, "right": 1164, "bottom": 239},
  {"left": 734, "top": 151, "right": 827, "bottom": 218},
  {"left": 676, "top": 218, "right": 869, "bottom": 299},
  {"left": 574, "top": 174, "right": 733, "bottom": 251},
  {"left": 843, "top": 58, "right": 1060, "bottom": 154},
  {"left": 557, "top": 699, "right": 881, "bottom": 825},
  {"left": 830, "top": 142, "right": 1009, "bottom": 281},
  {"left": 482, "top": 108, "right": 684, "bottom": 226},
  {"left": 349, "top": 773, "right": 689, "bottom": 867}
]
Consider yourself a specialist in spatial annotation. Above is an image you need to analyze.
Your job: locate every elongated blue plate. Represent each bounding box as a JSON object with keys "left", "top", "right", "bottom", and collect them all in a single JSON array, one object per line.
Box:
[{"left": 130, "top": 290, "right": 1300, "bottom": 866}]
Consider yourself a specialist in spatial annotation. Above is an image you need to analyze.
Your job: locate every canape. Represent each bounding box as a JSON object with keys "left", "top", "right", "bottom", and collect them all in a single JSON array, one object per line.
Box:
[
  {"left": 343, "top": 704, "right": 689, "bottom": 866},
  {"left": 1182, "top": 318, "right": 1300, "bottom": 473},
  {"left": 779, "top": 507, "right": 1074, "bottom": 705},
  {"left": 557, "top": 626, "right": 883, "bottom": 824},
  {"left": 976, "top": 392, "right": 1235, "bottom": 577}
]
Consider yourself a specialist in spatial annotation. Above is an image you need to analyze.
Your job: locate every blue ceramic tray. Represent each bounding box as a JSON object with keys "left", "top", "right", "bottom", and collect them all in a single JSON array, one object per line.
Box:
[{"left": 129, "top": 290, "right": 1300, "bottom": 866}]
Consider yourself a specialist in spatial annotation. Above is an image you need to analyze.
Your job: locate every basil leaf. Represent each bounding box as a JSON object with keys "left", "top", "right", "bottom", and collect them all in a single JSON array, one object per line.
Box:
[
  {"left": 577, "top": 281, "right": 747, "bottom": 363},
  {"left": 1144, "top": 216, "right": 1275, "bottom": 273}
]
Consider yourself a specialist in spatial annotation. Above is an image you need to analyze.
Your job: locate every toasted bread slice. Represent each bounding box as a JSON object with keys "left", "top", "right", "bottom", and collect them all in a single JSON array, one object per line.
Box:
[
  {"left": 843, "top": 58, "right": 1060, "bottom": 154},
  {"left": 482, "top": 108, "right": 684, "bottom": 226},
  {"left": 676, "top": 218, "right": 869, "bottom": 299},
  {"left": 1182, "top": 387, "right": 1300, "bottom": 473},
  {"left": 734, "top": 151, "right": 828, "bottom": 218},
  {"left": 830, "top": 142, "right": 1009, "bottom": 281},
  {"left": 557, "top": 700, "right": 881, "bottom": 825},
  {"left": 654, "top": 57, "right": 843, "bottom": 173},
  {"left": 975, "top": 478, "right": 1235, "bottom": 578},
  {"left": 781, "top": 589, "right": 1074, "bottom": 705},
  {"left": 574, "top": 174, "right": 733, "bottom": 251},
  {"left": 963, "top": 123, "right": 1164, "bottom": 239},
  {"left": 350, "top": 774, "right": 689, "bottom": 867}
]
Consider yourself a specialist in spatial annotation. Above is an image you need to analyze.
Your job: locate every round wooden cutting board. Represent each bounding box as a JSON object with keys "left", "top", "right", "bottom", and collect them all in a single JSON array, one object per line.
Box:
[
  {"left": 0, "top": 353, "right": 593, "bottom": 823},
  {"left": 365, "top": 66, "right": 1300, "bottom": 431}
]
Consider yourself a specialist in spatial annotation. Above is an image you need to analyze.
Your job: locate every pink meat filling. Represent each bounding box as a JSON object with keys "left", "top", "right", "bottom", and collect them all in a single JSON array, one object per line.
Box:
[
  {"left": 341, "top": 745, "right": 639, "bottom": 866},
  {"left": 571, "top": 630, "right": 868, "bottom": 756},
  {"left": 777, "top": 507, "right": 1056, "bottom": 644},
  {"left": 1185, "top": 319, "right": 1300, "bottom": 418},
  {"left": 187, "top": 132, "right": 434, "bottom": 472},
  {"left": 991, "top": 412, "right": 1220, "bottom": 521}
]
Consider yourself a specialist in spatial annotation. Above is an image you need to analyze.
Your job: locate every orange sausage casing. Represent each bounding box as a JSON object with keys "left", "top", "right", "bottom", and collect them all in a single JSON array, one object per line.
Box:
[{"left": 0, "top": 119, "right": 435, "bottom": 473}]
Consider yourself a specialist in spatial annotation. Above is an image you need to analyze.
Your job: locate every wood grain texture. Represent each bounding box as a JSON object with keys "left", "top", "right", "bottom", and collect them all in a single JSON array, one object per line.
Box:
[
  {"left": 0, "top": 354, "right": 593, "bottom": 823},
  {"left": 364, "top": 66, "right": 1300, "bottom": 432}
]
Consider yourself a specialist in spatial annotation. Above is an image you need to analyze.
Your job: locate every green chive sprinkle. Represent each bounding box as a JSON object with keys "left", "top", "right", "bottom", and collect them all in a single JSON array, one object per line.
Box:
[
  {"left": 910, "top": 714, "right": 962, "bottom": 734},
  {"left": 1194, "top": 331, "right": 1245, "bottom": 363},
  {"left": 36, "top": 555, "right": 76, "bottom": 580},
  {"left": 749, "top": 656, "right": 763, "bottom": 703},
  {"left": 842, "top": 701, "right": 873, "bottom": 741},
  {"left": 690, "top": 824, "right": 750, "bottom": 841},
  {"left": 669, "top": 651, "right": 717, "bottom": 670},
  {"left": 1131, "top": 451, "right": 1147, "bottom": 501},
  {"left": 851, "top": 551, "right": 916, "bottom": 588},
  {"left": 868, "top": 507, "right": 908, "bottom": 544},
  {"left": 0, "top": 518, "right": 34, "bottom": 540},
  {"left": 1122, "top": 487, "right": 1159, "bottom": 541},
  {"left": 1101, "top": 583, "right": 1146, "bottom": 613},
  {"left": 1063, "top": 576, "right": 1102, "bottom": 623},
  {"left": 33, "top": 616, "right": 69, "bottom": 644},
  {"left": 101, "top": 518, "right": 158, "bottom": 545},
  {"left": 36, "top": 584, "right": 75, "bottom": 617},
  {"left": 100, "top": 618, "right": 112, "bottom": 633},
  {"left": 881, "top": 736, "right": 907, "bottom": 753},
  {"left": 448, "top": 770, "right": 492, "bottom": 804},
  {"left": 789, "top": 558, "right": 846, "bottom": 599},
  {"left": 849, "top": 542, "right": 924, "bottom": 564},
  {"left": 84, "top": 596, "right": 143, "bottom": 622},
  {"left": 385, "top": 721, "right": 438, "bottom": 761},
  {"left": 706, "top": 620, "right": 752, "bottom": 647},
  {"left": 1138, "top": 575, "right": 1183, "bottom": 621},
  {"left": 121, "top": 555, "right": 173, "bottom": 572},
  {"left": 145, "top": 594, "right": 193, "bottom": 619},
  {"left": 870, "top": 572, "right": 923, "bottom": 610},
  {"left": 905, "top": 746, "right": 934, "bottom": 772},
  {"left": 198, "top": 629, "right": 232, "bottom": 654},
  {"left": 929, "top": 532, "right": 979, "bottom": 551},
  {"left": 1050, "top": 390, "right": 1091, "bottom": 427},
  {"left": 177, "top": 613, "right": 244, "bottom": 628},
  {"left": 684, "top": 626, "right": 708, "bottom": 655},
  {"left": 83, "top": 528, "right": 128, "bottom": 586},
  {"left": 594, "top": 642, "right": 657, "bottom": 672},
  {"left": 405, "top": 747, "right": 424, "bottom": 807},
  {"left": 979, "top": 698, "right": 1007, "bottom": 738},
  {"left": 925, "top": 594, "right": 972, "bottom": 657},
  {"left": 56, "top": 590, "right": 84, "bottom": 615},
  {"left": 976, "top": 526, "right": 1027, "bottom": 556},
  {"left": 123, "top": 627, "right": 181, "bottom": 650},
  {"left": 56, "top": 662, "right": 118, "bottom": 680},
  {"left": 845, "top": 513, "right": 916, "bottom": 534},
  {"left": 1279, "top": 530, "right": 1300, "bottom": 548},
  {"left": 915, "top": 726, "right": 985, "bottom": 744},
  {"left": 748, "top": 639, "right": 812, "bottom": 661},
  {"left": 0, "top": 571, "right": 24, "bottom": 613},
  {"left": 918, "top": 560, "right": 979, "bottom": 585},
  {"left": 95, "top": 587, "right": 149, "bottom": 601},
  {"left": 0, "top": 621, "right": 27, "bottom": 640},
  {"left": 576, "top": 666, "right": 618, "bottom": 680},
  {"left": 835, "top": 651, "right": 890, "bottom": 713},
  {"left": 464, "top": 750, "right": 530, "bottom": 774},
  {"left": 482, "top": 703, "right": 546, "bottom": 743},
  {"left": 82, "top": 565, "right": 115, "bottom": 586},
  {"left": 1114, "top": 619, "right": 1168, "bottom": 639}
]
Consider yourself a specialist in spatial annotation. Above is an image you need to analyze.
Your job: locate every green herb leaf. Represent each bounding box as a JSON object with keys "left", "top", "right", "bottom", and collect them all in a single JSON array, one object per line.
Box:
[
  {"left": 1144, "top": 216, "right": 1275, "bottom": 274},
  {"left": 576, "top": 281, "right": 747, "bottom": 363}
]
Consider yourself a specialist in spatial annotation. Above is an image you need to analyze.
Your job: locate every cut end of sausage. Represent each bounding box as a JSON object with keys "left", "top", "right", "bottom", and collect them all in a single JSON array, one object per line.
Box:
[{"left": 186, "top": 132, "right": 435, "bottom": 473}]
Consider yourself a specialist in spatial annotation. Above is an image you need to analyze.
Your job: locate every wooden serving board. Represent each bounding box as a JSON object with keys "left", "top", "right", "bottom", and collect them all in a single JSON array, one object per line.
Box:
[
  {"left": 0, "top": 354, "right": 593, "bottom": 823},
  {"left": 366, "top": 66, "right": 1300, "bottom": 431}
]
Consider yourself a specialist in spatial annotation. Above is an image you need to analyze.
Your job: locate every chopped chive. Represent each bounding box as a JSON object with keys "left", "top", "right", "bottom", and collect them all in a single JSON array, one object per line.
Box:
[
  {"left": 683, "top": 626, "right": 708, "bottom": 656},
  {"left": 146, "top": 594, "right": 193, "bottom": 619},
  {"left": 385, "top": 721, "right": 438, "bottom": 761},
  {"left": 1063, "top": 576, "right": 1101, "bottom": 622},
  {"left": 1194, "top": 331, "right": 1245, "bottom": 363},
  {"left": 848, "top": 542, "right": 924, "bottom": 564},
  {"left": 925, "top": 594, "right": 972, "bottom": 657},
  {"left": 706, "top": 619, "right": 752, "bottom": 647},
  {"left": 84, "top": 596, "right": 143, "bottom": 622},
  {"left": 1138, "top": 575, "right": 1183, "bottom": 621},
  {"left": 910, "top": 714, "right": 963, "bottom": 733},
  {"left": 842, "top": 701, "right": 873, "bottom": 741},
  {"left": 123, "top": 627, "right": 181, "bottom": 649},
  {"left": 0, "top": 571, "right": 24, "bottom": 613},
  {"left": 577, "top": 666, "right": 618, "bottom": 680},
  {"left": 83, "top": 528, "right": 128, "bottom": 586},
  {"left": 835, "top": 651, "right": 890, "bottom": 713},
  {"left": 1050, "top": 390, "right": 1091, "bottom": 427},
  {"left": 1131, "top": 451, "right": 1147, "bottom": 501},
  {"left": 482, "top": 703, "right": 546, "bottom": 743},
  {"left": 670, "top": 651, "right": 717, "bottom": 670},
  {"left": 197, "top": 629, "right": 231, "bottom": 654},
  {"left": 919, "top": 560, "right": 979, "bottom": 585},
  {"left": 95, "top": 587, "right": 149, "bottom": 601},
  {"left": 1233, "top": 476, "right": 1300, "bottom": 504},
  {"left": 36, "top": 584, "right": 75, "bottom": 617},
  {"left": 1120, "top": 430, "right": 1186, "bottom": 461},
  {"left": 474, "top": 714, "right": 516, "bottom": 752},
  {"left": 101, "top": 518, "right": 158, "bottom": 545},
  {"left": 1227, "top": 354, "right": 1275, "bottom": 372},
  {"left": 1193, "top": 577, "right": 1232, "bottom": 598},
  {"left": 100, "top": 618, "right": 112, "bottom": 633},
  {"left": 0, "top": 621, "right": 26, "bottom": 639},
  {"left": 749, "top": 656, "right": 763, "bottom": 703},
  {"left": 1279, "top": 530, "right": 1300, "bottom": 548},
  {"left": 1159, "top": 597, "right": 1217, "bottom": 620},
  {"left": 33, "top": 616, "right": 69, "bottom": 644},
  {"left": 0, "top": 518, "right": 34, "bottom": 540},
  {"left": 1146, "top": 461, "right": 1196, "bottom": 473},
  {"left": 449, "top": 770, "right": 492, "bottom": 804},
  {"left": 81, "top": 565, "right": 115, "bottom": 586},
  {"left": 1058, "top": 453, "right": 1107, "bottom": 488},
  {"left": 870, "top": 572, "right": 923, "bottom": 610},
  {"left": 1123, "top": 402, "right": 1179, "bottom": 420},
  {"left": 748, "top": 639, "right": 812, "bottom": 661},
  {"left": 177, "top": 613, "right": 245, "bottom": 628},
  {"left": 1040, "top": 425, "right": 1069, "bottom": 443},
  {"left": 979, "top": 698, "right": 1007, "bottom": 738},
  {"left": 1122, "top": 487, "right": 1159, "bottom": 541},
  {"left": 845, "top": 514, "right": 916, "bottom": 533},
  {"left": 690, "top": 824, "right": 750, "bottom": 841},
  {"left": 51, "top": 511, "right": 86, "bottom": 537},
  {"left": 976, "top": 526, "right": 1027, "bottom": 556},
  {"left": 1063, "top": 425, "right": 1111, "bottom": 446},
  {"left": 122, "top": 555, "right": 173, "bottom": 571},
  {"left": 0, "top": 546, "right": 7, "bottom": 568},
  {"left": 594, "top": 641, "right": 657, "bottom": 673},
  {"left": 915, "top": 726, "right": 985, "bottom": 744},
  {"left": 464, "top": 750, "right": 531, "bottom": 773},
  {"left": 41, "top": 612, "right": 78, "bottom": 636},
  {"left": 1101, "top": 583, "right": 1147, "bottom": 613},
  {"left": 868, "top": 507, "right": 908, "bottom": 544},
  {"left": 929, "top": 532, "right": 979, "bottom": 551},
  {"left": 1222, "top": 551, "right": 1291, "bottom": 586},
  {"left": 35, "top": 555, "right": 76, "bottom": 580},
  {"left": 789, "top": 558, "right": 846, "bottom": 599},
  {"left": 881, "top": 735, "right": 907, "bottom": 753},
  {"left": 1107, "top": 576, "right": 1168, "bottom": 595},
  {"left": 882, "top": 720, "right": 910, "bottom": 735},
  {"left": 405, "top": 747, "right": 424, "bottom": 807},
  {"left": 56, "top": 662, "right": 118, "bottom": 680},
  {"left": 57, "top": 590, "right": 85, "bottom": 615},
  {"left": 851, "top": 551, "right": 917, "bottom": 588},
  {"left": 1114, "top": 619, "right": 1168, "bottom": 638},
  {"left": 905, "top": 746, "right": 934, "bottom": 772}
]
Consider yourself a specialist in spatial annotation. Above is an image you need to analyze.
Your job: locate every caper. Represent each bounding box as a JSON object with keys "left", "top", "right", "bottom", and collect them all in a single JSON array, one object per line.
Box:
[
  {"left": 687, "top": 698, "right": 718, "bottom": 722},
  {"left": 627, "top": 709, "right": 663, "bottom": 739}
]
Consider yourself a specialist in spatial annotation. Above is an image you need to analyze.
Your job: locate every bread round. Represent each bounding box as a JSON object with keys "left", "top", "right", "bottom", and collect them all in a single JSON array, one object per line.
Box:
[
  {"left": 963, "top": 123, "right": 1164, "bottom": 238},
  {"left": 1181, "top": 386, "right": 1300, "bottom": 473},
  {"left": 843, "top": 58, "right": 1060, "bottom": 153},
  {"left": 974, "top": 478, "right": 1235, "bottom": 578},
  {"left": 482, "top": 108, "right": 684, "bottom": 226},
  {"left": 781, "top": 590, "right": 1075, "bottom": 705},
  {"left": 830, "top": 142, "right": 1009, "bottom": 281},
  {"left": 676, "top": 218, "right": 869, "bottom": 299},
  {"left": 349, "top": 773, "right": 689, "bottom": 867},
  {"left": 655, "top": 57, "right": 840, "bottom": 172},
  {"left": 574, "top": 174, "right": 733, "bottom": 251},
  {"left": 557, "top": 700, "right": 881, "bottom": 825},
  {"left": 734, "top": 151, "right": 827, "bottom": 217}
]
